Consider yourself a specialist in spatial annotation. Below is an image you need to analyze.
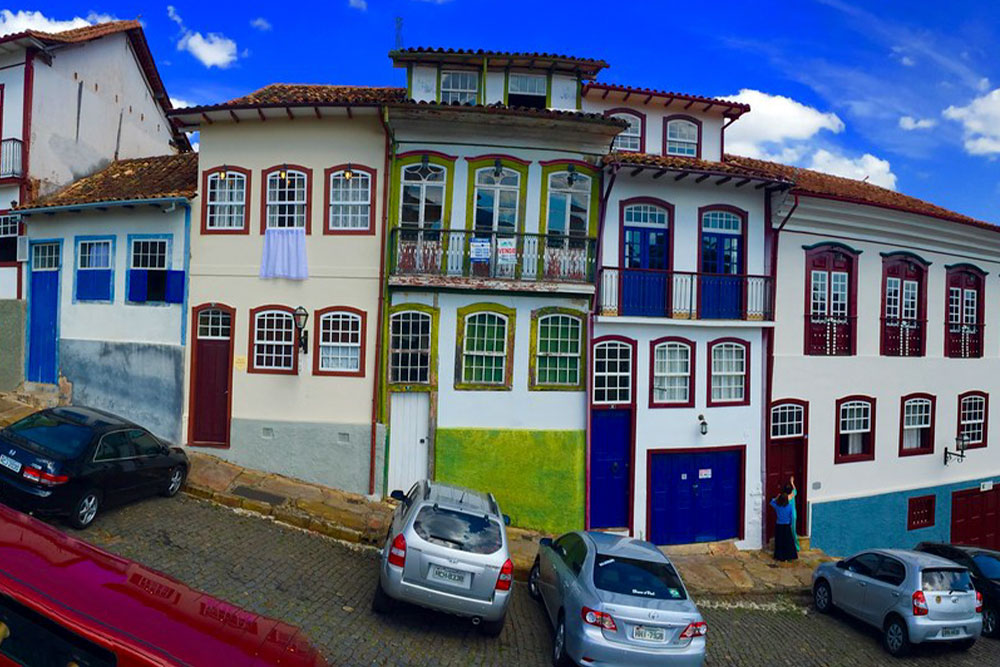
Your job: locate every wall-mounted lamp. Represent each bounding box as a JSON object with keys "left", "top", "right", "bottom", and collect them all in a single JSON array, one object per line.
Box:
[
  {"left": 344, "top": 163, "right": 354, "bottom": 180},
  {"left": 493, "top": 158, "right": 503, "bottom": 179},
  {"left": 293, "top": 306, "right": 309, "bottom": 353},
  {"left": 698, "top": 414, "right": 708, "bottom": 436},
  {"left": 566, "top": 163, "right": 577, "bottom": 186},
  {"left": 944, "top": 433, "right": 969, "bottom": 465},
  {"left": 421, "top": 154, "right": 430, "bottom": 169},
  {"left": 219, "top": 165, "right": 229, "bottom": 181},
  {"left": 279, "top": 164, "right": 289, "bottom": 180}
]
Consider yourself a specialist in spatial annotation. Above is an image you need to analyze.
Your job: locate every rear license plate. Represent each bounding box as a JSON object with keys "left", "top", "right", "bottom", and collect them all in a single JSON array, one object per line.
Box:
[
  {"left": 633, "top": 625, "right": 666, "bottom": 642},
  {"left": 0, "top": 455, "right": 21, "bottom": 474},
  {"left": 941, "top": 627, "right": 961, "bottom": 638},
  {"left": 431, "top": 565, "right": 469, "bottom": 587}
]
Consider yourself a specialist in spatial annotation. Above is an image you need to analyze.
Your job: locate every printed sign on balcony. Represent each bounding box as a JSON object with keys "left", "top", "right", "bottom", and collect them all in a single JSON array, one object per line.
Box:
[
  {"left": 470, "top": 238, "right": 491, "bottom": 263},
  {"left": 496, "top": 238, "right": 517, "bottom": 265}
]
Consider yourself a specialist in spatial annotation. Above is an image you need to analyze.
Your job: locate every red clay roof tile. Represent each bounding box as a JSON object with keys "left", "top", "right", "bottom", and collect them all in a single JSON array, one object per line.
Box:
[
  {"left": 605, "top": 152, "right": 791, "bottom": 183},
  {"left": 219, "top": 84, "right": 407, "bottom": 107},
  {"left": 584, "top": 83, "right": 750, "bottom": 115}
]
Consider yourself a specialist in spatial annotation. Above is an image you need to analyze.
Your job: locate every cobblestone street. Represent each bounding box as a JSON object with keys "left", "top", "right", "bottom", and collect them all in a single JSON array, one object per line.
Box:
[{"left": 69, "top": 495, "right": 1000, "bottom": 666}]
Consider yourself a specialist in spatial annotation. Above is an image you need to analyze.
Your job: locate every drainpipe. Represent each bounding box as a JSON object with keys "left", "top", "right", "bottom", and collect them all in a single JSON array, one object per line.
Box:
[{"left": 369, "top": 107, "right": 393, "bottom": 496}]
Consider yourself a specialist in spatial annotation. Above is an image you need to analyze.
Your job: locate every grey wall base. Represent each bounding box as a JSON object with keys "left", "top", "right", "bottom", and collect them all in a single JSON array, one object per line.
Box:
[
  {"left": 60, "top": 338, "right": 183, "bottom": 444},
  {"left": 217, "top": 419, "right": 387, "bottom": 497},
  {"left": 0, "top": 300, "right": 25, "bottom": 391}
]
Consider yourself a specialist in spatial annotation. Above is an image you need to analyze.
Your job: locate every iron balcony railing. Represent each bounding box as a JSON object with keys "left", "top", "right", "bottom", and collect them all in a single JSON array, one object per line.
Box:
[
  {"left": 598, "top": 267, "right": 774, "bottom": 321},
  {"left": 0, "top": 138, "right": 23, "bottom": 179},
  {"left": 390, "top": 228, "right": 597, "bottom": 284}
]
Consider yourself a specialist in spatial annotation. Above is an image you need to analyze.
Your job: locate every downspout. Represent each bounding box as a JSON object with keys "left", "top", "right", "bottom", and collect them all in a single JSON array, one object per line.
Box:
[
  {"left": 720, "top": 116, "right": 736, "bottom": 159},
  {"left": 18, "top": 48, "right": 35, "bottom": 299},
  {"left": 369, "top": 106, "right": 393, "bottom": 496}
]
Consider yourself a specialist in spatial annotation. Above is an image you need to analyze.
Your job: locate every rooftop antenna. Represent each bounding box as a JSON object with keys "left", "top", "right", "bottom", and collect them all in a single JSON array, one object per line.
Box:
[
  {"left": 395, "top": 17, "right": 404, "bottom": 49},
  {"left": 862, "top": 175, "right": 870, "bottom": 183}
]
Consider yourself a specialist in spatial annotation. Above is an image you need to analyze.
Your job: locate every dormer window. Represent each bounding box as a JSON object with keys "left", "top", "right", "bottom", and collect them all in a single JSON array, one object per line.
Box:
[
  {"left": 440, "top": 70, "right": 479, "bottom": 105},
  {"left": 664, "top": 117, "right": 700, "bottom": 157},
  {"left": 507, "top": 73, "right": 547, "bottom": 109},
  {"left": 609, "top": 110, "right": 644, "bottom": 152}
]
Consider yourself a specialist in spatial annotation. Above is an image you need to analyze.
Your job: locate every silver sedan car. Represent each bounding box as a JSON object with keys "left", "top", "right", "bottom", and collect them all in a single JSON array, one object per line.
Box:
[
  {"left": 812, "top": 548, "right": 982, "bottom": 656},
  {"left": 529, "top": 531, "right": 706, "bottom": 666}
]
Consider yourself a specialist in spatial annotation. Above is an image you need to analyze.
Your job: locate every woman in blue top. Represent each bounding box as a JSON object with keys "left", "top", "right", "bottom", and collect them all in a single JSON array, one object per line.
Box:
[{"left": 770, "top": 483, "right": 798, "bottom": 561}]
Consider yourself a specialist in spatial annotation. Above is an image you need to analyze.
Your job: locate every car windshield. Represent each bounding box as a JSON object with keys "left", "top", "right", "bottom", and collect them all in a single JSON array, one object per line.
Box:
[
  {"left": 412, "top": 506, "right": 503, "bottom": 555},
  {"left": 921, "top": 568, "right": 973, "bottom": 592},
  {"left": 593, "top": 554, "right": 687, "bottom": 600},
  {"left": 2, "top": 413, "right": 92, "bottom": 459},
  {"left": 973, "top": 554, "right": 1000, "bottom": 580}
]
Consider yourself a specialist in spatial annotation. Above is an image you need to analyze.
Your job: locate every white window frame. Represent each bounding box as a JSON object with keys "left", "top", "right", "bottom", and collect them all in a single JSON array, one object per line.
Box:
[
  {"left": 389, "top": 310, "right": 432, "bottom": 384},
  {"left": 710, "top": 341, "right": 747, "bottom": 403},
  {"left": 440, "top": 70, "right": 479, "bottom": 105},
  {"left": 205, "top": 171, "right": 247, "bottom": 230},
  {"left": 507, "top": 73, "right": 547, "bottom": 99},
  {"left": 266, "top": 169, "right": 308, "bottom": 229},
  {"left": 129, "top": 239, "right": 168, "bottom": 270},
  {"left": 611, "top": 114, "right": 642, "bottom": 152},
  {"left": 653, "top": 341, "right": 691, "bottom": 404},
  {"left": 318, "top": 310, "right": 363, "bottom": 373},
  {"left": 535, "top": 313, "right": 582, "bottom": 387},
  {"left": 462, "top": 311, "right": 508, "bottom": 385},
  {"left": 960, "top": 395, "right": 986, "bottom": 445},
  {"left": 770, "top": 403, "right": 805, "bottom": 439},
  {"left": 593, "top": 340, "right": 632, "bottom": 405},
  {"left": 328, "top": 169, "right": 371, "bottom": 231},
  {"left": 252, "top": 309, "right": 296, "bottom": 371},
  {"left": 77, "top": 239, "right": 112, "bottom": 270},
  {"left": 400, "top": 163, "right": 446, "bottom": 232},
  {"left": 839, "top": 400, "right": 872, "bottom": 456},
  {"left": 197, "top": 308, "right": 232, "bottom": 340},
  {"left": 902, "top": 398, "right": 932, "bottom": 450},
  {"left": 0, "top": 214, "right": 18, "bottom": 237},
  {"left": 31, "top": 243, "right": 60, "bottom": 271},
  {"left": 473, "top": 167, "right": 520, "bottom": 234},
  {"left": 623, "top": 203, "right": 668, "bottom": 227},
  {"left": 547, "top": 171, "right": 591, "bottom": 242},
  {"left": 666, "top": 119, "right": 698, "bottom": 157}
]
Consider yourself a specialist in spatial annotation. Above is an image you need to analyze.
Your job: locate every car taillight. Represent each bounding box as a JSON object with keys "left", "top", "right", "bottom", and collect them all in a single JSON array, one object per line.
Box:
[
  {"left": 977, "top": 591, "right": 983, "bottom": 614},
  {"left": 495, "top": 559, "right": 513, "bottom": 591},
  {"left": 22, "top": 467, "right": 69, "bottom": 486},
  {"left": 581, "top": 607, "right": 617, "bottom": 631},
  {"left": 680, "top": 621, "right": 708, "bottom": 639},
  {"left": 912, "top": 590, "right": 929, "bottom": 616},
  {"left": 387, "top": 534, "right": 406, "bottom": 568}
]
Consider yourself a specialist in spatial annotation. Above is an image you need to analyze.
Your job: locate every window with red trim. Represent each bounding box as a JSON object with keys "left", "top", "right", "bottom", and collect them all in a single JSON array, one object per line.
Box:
[
  {"left": 593, "top": 339, "right": 633, "bottom": 405},
  {"left": 907, "top": 495, "right": 935, "bottom": 530},
  {"left": 650, "top": 337, "right": 693, "bottom": 407},
  {"left": 881, "top": 254, "right": 927, "bottom": 357},
  {"left": 707, "top": 338, "right": 749, "bottom": 407},
  {"left": 263, "top": 165, "right": 312, "bottom": 233},
  {"left": 325, "top": 165, "right": 375, "bottom": 233},
  {"left": 770, "top": 401, "right": 806, "bottom": 440},
  {"left": 899, "top": 393, "right": 934, "bottom": 456},
  {"left": 805, "top": 244, "right": 859, "bottom": 356},
  {"left": 314, "top": 307, "right": 366, "bottom": 376},
  {"left": 203, "top": 166, "right": 250, "bottom": 233},
  {"left": 836, "top": 396, "right": 876, "bottom": 463},
  {"left": 607, "top": 109, "right": 644, "bottom": 152},
  {"left": 664, "top": 116, "right": 700, "bottom": 157},
  {"left": 958, "top": 391, "right": 988, "bottom": 449},
  {"left": 945, "top": 265, "right": 984, "bottom": 359},
  {"left": 248, "top": 306, "right": 298, "bottom": 374}
]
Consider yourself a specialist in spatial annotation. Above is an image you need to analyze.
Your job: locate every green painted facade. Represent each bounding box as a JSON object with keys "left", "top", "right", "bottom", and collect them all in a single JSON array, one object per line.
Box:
[{"left": 435, "top": 427, "right": 585, "bottom": 534}]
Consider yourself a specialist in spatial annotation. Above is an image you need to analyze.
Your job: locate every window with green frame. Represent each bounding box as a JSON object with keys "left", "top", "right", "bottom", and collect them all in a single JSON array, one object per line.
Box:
[
  {"left": 536, "top": 313, "right": 582, "bottom": 387},
  {"left": 462, "top": 311, "right": 509, "bottom": 384}
]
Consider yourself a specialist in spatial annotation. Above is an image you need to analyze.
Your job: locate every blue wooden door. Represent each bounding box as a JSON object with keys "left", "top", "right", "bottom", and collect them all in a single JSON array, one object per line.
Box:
[
  {"left": 700, "top": 232, "right": 742, "bottom": 319},
  {"left": 649, "top": 450, "right": 742, "bottom": 545},
  {"left": 27, "top": 243, "right": 61, "bottom": 384},
  {"left": 622, "top": 227, "right": 668, "bottom": 316},
  {"left": 590, "top": 408, "right": 631, "bottom": 529}
]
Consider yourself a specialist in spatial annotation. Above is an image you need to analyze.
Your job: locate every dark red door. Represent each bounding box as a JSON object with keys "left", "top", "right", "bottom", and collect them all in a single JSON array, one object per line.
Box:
[
  {"left": 189, "top": 306, "right": 234, "bottom": 447},
  {"left": 765, "top": 440, "right": 806, "bottom": 542},
  {"left": 952, "top": 487, "right": 1000, "bottom": 549}
]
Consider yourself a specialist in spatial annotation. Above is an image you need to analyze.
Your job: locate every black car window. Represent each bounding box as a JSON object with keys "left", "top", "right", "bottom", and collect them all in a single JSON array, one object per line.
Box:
[
  {"left": 3, "top": 413, "right": 93, "bottom": 460},
  {"left": 130, "top": 430, "right": 162, "bottom": 457},
  {"left": 874, "top": 557, "right": 906, "bottom": 586},
  {"left": 411, "top": 506, "right": 503, "bottom": 554},
  {"left": 922, "top": 568, "right": 973, "bottom": 592},
  {"left": 973, "top": 554, "right": 1000, "bottom": 580},
  {"left": 94, "top": 431, "right": 137, "bottom": 461},
  {"left": 594, "top": 554, "right": 687, "bottom": 600},
  {"left": 562, "top": 534, "right": 588, "bottom": 576},
  {"left": 847, "top": 553, "right": 881, "bottom": 578}
]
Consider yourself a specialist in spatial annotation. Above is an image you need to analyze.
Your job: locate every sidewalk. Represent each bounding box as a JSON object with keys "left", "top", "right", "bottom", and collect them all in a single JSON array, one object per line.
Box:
[
  {"left": 186, "top": 452, "right": 832, "bottom": 594},
  {"left": 0, "top": 396, "right": 36, "bottom": 427}
]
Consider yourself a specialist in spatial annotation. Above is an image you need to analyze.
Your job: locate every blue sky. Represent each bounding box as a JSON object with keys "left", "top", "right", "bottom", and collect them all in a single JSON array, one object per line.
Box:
[{"left": 9, "top": 2, "right": 1000, "bottom": 221}]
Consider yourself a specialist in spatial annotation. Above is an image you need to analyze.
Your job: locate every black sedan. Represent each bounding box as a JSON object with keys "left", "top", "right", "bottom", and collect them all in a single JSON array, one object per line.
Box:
[
  {"left": 0, "top": 406, "right": 188, "bottom": 529},
  {"left": 915, "top": 541, "right": 1000, "bottom": 637}
]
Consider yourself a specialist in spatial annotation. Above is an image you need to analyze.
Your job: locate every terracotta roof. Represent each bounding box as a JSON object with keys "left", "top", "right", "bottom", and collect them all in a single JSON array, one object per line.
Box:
[
  {"left": 11, "top": 19, "right": 142, "bottom": 44},
  {"left": 23, "top": 153, "right": 197, "bottom": 211},
  {"left": 221, "top": 84, "right": 407, "bottom": 107},
  {"left": 390, "top": 100, "right": 628, "bottom": 127},
  {"left": 725, "top": 155, "right": 995, "bottom": 230},
  {"left": 584, "top": 82, "right": 750, "bottom": 116},
  {"left": 605, "top": 152, "right": 792, "bottom": 184},
  {"left": 389, "top": 47, "right": 607, "bottom": 77}
]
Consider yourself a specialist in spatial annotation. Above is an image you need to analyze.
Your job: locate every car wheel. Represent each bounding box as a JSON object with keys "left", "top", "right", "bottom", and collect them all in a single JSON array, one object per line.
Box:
[
  {"left": 528, "top": 559, "right": 542, "bottom": 601},
  {"left": 552, "top": 612, "right": 571, "bottom": 667},
  {"left": 883, "top": 616, "right": 911, "bottom": 657},
  {"left": 813, "top": 579, "right": 833, "bottom": 614},
  {"left": 955, "top": 637, "right": 976, "bottom": 651},
  {"left": 68, "top": 491, "right": 101, "bottom": 530},
  {"left": 983, "top": 605, "right": 998, "bottom": 638},
  {"left": 479, "top": 614, "right": 505, "bottom": 637},
  {"left": 371, "top": 577, "right": 394, "bottom": 615},
  {"left": 161, "top": 466, "right": 186, "bottom": 498}
]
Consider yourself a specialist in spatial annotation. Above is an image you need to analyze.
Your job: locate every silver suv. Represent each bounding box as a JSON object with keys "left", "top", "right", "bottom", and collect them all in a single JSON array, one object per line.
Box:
[
  {"left": 813, "top": 548, "right": 982, "bottom": 656},
  {"left": 372, "top": 480, "right": 513, "bottom": 636}
]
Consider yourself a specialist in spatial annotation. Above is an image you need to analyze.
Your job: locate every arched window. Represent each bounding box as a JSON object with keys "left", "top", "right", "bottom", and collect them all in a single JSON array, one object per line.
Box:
[
  {"left": 958, "top": 391, "right": 988, "bottom": 449},
  {"left": 593, "top": 339, "right": 633, "bottom": 405},
  {"left": 881, "top": 253, "right": 929, "bottom": 357},
  {"left": 326, "top": 166, "right": 373, "bottom": 232},
  {"left": 609, "top": 111, "right": 643, "bottom": 152},
  {"left": 900, "top": 394, "right": 934, "bottom": 456},
  {"left": 805, "top": 243, "right": 860, "bottom": 356},
  {"left": 264, "top": 167, "right": 310, "bottom": 230},
  {"left": 535, "top": 312, "right": 583, "bottom": 388},
  {"left": 389, "top": 310, "right": 432, "bottom": 384},
  {"left": 665, "top": 117, "right": 700, "bottom": 157},
  {"left": 474, "top": 166, "right": 520, "bottom": 235},
  {"left": 708, "top": 338, "right": 749, "bottom": 406},
  {"left": 197, "top": 308, "right": 232, "bottom": 340},
  {"left": 249, "top": 307, "right": 297, "bottom": 373},
  {"left": 400, "top": 163, "right": 446, "bottom": 233},
  {"left": 770, "top": 402, "right": 806, "bottom": 440},
  {"left": 946, "top": 265, "right": 985, "bottom": 359},
  {"left": 461, "top": 311, "right": 509, "bottom": 385},
  {"left": 204, "top": 167, "right": 248, "bottom": 231},
  {"left": 651, "top": 338, "right": 693, "bottom": 407},
  {"left": 836, "top": 396, "right": 876, "bottom": 463},
  {"left": 315, "top": 308, "right": 365, "bottom": 375}
]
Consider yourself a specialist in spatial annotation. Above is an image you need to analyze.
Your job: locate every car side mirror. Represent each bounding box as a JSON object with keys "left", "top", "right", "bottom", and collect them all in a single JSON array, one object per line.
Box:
[
  {"left": 835, "top": 560, "right": 848, "bottom": 570},
  {"left": 390, "top": 490, "right": 406, "bottom": 503},
  {"left": 503, "top": 514, "right": 511, "bottom": 526},
  {"left": 539, "top": 537, "right": 553, "bottom": 549}
]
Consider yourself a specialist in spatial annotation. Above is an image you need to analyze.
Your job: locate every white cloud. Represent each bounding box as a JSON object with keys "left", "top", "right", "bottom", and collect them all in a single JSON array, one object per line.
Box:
[
  {"left": 979, "top": 77, "right": 992, "bottom": 92},
  {"left": 943, "top": 89, "right": 1000, "bottom": 155},
  {"left": 0, "top": 9, "right": 117, "bottom": 36},
  {"left": 190, "top": 140, "right": 199, "bottom": 152},
  {"left": 899, "top": 116, "right": 936, "bottom": 130},
  {"left": 721, "top": 89, "right": 844, "bottom": 160},
  {"left": 348, "top": 0, "right": 368, "bottom": 9},
  {"left": 808, "top": 149, "right": 897, "bottom": 190},
  {"left": 900, "top": 55, "right": 915, "bottom": 67},
  {"left": 166, "top": 6, "right": 238, "bottom": 69},
  {"left": 250, "top": 17, "right": 272, "bottom": 31},
  {"left": 170, "top": 97, "right": 194, "bottom": 109}
]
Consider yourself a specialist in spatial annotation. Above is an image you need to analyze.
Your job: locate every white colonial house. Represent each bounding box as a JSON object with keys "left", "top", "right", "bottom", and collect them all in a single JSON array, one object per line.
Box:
[{"left": 168, "top": 85, "right": 397, "bottom": 495}]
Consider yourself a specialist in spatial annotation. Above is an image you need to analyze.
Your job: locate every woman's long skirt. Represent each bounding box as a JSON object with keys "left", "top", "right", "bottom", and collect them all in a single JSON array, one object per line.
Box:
[{"left": 774, "top": 523, "right": 798, "bottom": 561}]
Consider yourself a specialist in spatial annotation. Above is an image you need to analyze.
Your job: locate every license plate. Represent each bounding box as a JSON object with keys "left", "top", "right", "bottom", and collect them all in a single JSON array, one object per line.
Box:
[
  {"left": 431, "top": 565, "right": 469, "bottom": 587},
  {"left": 633, "top": 625, "right": 666, "bottom": 642},
  {"left": 941, "top": 627, "right": 961, "bottom": 638},
  {"left": 0, "top": 455, "right": 21, "bottom": 474}
]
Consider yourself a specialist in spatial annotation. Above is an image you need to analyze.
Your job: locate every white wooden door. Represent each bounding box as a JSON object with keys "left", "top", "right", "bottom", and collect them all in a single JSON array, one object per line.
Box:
[{"left": 387, "top": 392, "right": 430, "bottom": 493}]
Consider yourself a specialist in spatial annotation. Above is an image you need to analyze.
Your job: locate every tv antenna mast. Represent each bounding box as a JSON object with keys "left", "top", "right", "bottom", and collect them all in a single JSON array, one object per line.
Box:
[{"left": 395, "top": 17, "right": 404, "bottom": 49}]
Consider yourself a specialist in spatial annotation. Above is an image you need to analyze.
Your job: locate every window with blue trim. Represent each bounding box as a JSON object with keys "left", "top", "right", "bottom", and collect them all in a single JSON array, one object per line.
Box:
[
  {"left": 76, "top": 239, "right": 113, "bottom": 302},
  {"left": 128, "top": 238, "right": 183, "bottom": 304}
]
